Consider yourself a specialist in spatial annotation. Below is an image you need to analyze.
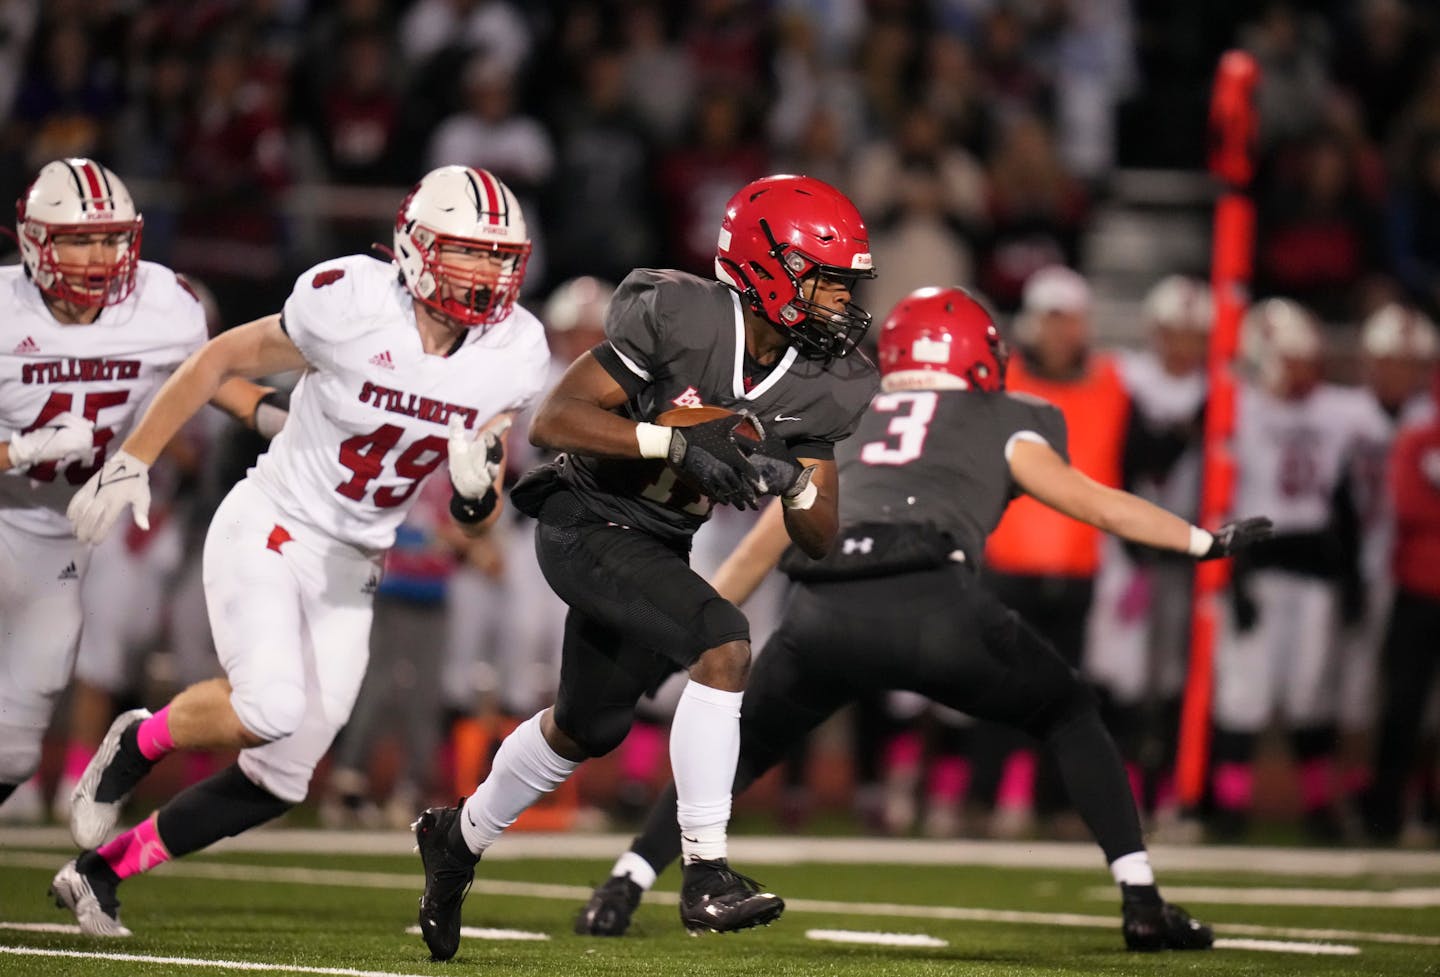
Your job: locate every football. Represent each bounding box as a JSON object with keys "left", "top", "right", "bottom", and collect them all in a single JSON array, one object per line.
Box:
[{"left": 654, "top": 405, "right": 761, "bottom": 441}]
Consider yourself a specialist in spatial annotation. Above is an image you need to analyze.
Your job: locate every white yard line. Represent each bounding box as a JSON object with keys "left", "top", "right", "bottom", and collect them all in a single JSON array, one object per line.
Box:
[
  {"left": 1213, "top": 938, "right": 1360, "bottom": 955},
  {"left": 5, "top": 826, "right": 1440, "bottom": 876},
  {"left": 1088, "top": 884, "right": 1440, "bottom": 907},
  {"left": 403, "top": 925, "right": 548, "bottom": 941},
  {"left": 0, "top": 945, "right": 438, "bottom": 977},
  {"left": 4, "top": 850, "right": 1436, "bottom": 948},
  {"left": 806, "top": 928, "right": 949, "bottom": 947}
]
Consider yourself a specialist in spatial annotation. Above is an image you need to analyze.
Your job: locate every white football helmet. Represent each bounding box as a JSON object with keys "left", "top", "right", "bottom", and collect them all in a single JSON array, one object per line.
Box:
[
  {"left": 1361, "top": 303, "right": 1438, "bottom": 361},
  {"left": 1242, "top": 297, "right": 1322, "bottom": 393},
  {"left": 1143, "top": 275, "right": 1213, "bottom": 332},
  {"left": 17, "top": 158, "right": 142, "bottom": 307},
  {"left": 392, "top": 165, "right": 530, "bottom": 329}
]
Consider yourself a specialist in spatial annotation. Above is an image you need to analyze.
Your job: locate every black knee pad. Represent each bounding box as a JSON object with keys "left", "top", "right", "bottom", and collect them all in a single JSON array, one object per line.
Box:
[{"left": 552, "top": 700, "right": 634, "bottom": 759}]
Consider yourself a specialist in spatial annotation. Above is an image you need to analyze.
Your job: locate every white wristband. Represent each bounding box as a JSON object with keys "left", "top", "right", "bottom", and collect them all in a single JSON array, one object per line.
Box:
[
  {"left": 635, "top": 422, "right": 672, "bottom": 460},
  {"left": 781, "top": 478, "right": 819, "bottom": 510},
  {"left": 1187, "top": 525, "right": 1214, "bottom": 557}
]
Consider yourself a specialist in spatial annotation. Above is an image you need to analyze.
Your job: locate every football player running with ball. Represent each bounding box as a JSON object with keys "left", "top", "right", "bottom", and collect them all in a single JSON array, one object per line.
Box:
[
  {"left": 410, "top": 174, "right": 879, "bottom": 960},
  {"left": 576, "top": 287, "right": 1273, "bottom": 952},
  {"left": 55, "top": 166, "right": 550, "bottom": 938},
  {"left": 0, "top": 159, "right": 281, "bottom": 821}
]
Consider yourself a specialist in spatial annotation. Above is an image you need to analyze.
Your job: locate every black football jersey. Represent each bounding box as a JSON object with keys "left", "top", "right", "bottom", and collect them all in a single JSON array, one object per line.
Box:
[
  {"left": 834, "top": 388, "right": 1069, "bottom": 565},
  {"left": 561, "top": 268, "right": 878, "bottom": 540}
]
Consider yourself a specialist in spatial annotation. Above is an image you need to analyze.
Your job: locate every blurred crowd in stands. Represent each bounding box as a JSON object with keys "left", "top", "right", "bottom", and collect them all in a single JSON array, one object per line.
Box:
[{"left": 3, "top": 0, "right": 1440, "bottom": 846}]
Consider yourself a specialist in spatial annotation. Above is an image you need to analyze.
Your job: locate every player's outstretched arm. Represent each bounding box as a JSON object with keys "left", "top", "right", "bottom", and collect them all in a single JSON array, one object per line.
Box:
[
  {"left": 210, "top": 377, "right": 290, "bottom": 440},
  {"left": 710, "top": 499, "right": 789, "bottom": 606},
  {"left": 68, "top": 314, "right": 311, "bottom": 544},
  {"left": 1009, "top": 438, "right": 1271, "bottom": 559}
]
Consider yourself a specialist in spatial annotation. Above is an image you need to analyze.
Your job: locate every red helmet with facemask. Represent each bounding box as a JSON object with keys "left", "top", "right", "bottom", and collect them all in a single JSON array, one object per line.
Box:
[
  {"left": 714, "top": 174, "right": 875, "bottom": 363},
  {"left": 877, "top": 286, "right": 1009, "bottom": 392},
  {"left": 17, "top": 158, "right": 143, "bottom": 308}
]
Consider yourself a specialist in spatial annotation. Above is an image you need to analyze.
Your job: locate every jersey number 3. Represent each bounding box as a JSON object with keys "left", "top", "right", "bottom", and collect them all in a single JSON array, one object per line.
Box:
[
  {"left": 860, "top": 391, "right": 937, "bottom": 466},
  {"left": 336, "top": 424, "right": 446, "bottom": 507},
  {"left": 25, "top": 390, "right": 130, "bottom": 484}
]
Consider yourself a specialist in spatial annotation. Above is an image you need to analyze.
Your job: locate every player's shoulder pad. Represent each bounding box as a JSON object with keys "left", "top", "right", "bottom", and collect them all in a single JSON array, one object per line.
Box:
[
  {"left": 285, "top": 254, "right": 398, "bottom": 341},
  {"left": 133, "top": 261, "right": 208, "bottom": 341}
]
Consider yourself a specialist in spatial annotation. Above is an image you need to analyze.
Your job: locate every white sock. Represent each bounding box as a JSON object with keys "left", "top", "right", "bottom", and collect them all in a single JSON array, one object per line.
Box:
[
  {"left": 1110, "top": 850, "right": 1156, "bottom": 887},
  {"left": 610, "top": 850, "right": 658, "bottom": 890},
  {"left": 670, "top": 680, "right": 742, "bottom": 865},
  {"left": 459, "top": 711, "right": 579, "bottom": 856}
]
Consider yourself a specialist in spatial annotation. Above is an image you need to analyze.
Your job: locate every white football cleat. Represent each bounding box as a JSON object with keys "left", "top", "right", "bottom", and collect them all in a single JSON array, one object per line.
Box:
[
  {"left": 70, "top": 707, "right": 152, "bottom": 849},
  {"left": 50, "top": 858, "right": 132, "bottom": 937}
]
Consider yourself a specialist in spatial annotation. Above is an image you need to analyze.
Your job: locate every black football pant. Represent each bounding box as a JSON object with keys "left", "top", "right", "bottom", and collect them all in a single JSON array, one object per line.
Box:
[
  {"left": 1365, "top": 590, "right": 1440, "bottom": 839},
  {"left": 629, "top": 563, "right": 1144, "bottom": 874}
]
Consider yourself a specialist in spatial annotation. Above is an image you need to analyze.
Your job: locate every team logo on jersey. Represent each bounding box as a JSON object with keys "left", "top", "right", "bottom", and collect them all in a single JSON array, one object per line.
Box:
[
  {"left": 369, "top": 350, "right": 395, "bottom": 370},
  {"left": 57, "top": 561, "right": 79, "bottom": 580},
  {"left": 671, "top": 386, "right": 704, "bottom": 408},
  {"left": 361, "top": 572, "right": 380, "bottom": 596},
  {"left": 357, "top": 380, "right": 478, "bottom": 428},
  {"left": 312, "top": 269, "right": 346, "bottom": 289},
  {"left": 12, "top": 336, "right": 39, "bottom": 354}
]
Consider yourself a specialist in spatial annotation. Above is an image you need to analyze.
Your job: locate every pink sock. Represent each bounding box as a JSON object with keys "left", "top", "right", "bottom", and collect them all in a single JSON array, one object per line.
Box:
[
  {"left": 1213, "top": 761, "right": 1253, "bottom": 811},
  {"left": 136, "top": 706, "right": 176, "bottom": 762},
  {"left": 996, "top": 750, "right": 1037, "bottom": 809},
  {"left": 884, "top": 731, "right": 924, "bottom": 772},
  {"left": 926, "top": 756, "right": 971, "bottom": 804},
  {"left": 620, "top": 721, "right": 667, "bottom": 784},
  {"left": 1299, "top": 757, "right": 1334, "bottom": 812},
  {"left": 96, "top": 813, "right": 171, "bottom": 880},
  {"left": 63, "top": 742, "right": 92, "bottom": 782}
]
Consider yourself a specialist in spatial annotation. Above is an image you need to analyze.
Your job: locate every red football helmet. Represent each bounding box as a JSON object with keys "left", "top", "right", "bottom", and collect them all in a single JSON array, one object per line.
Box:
[
  {"left": 714, "top": 174, "right": 875, "bottom": 362},
  {"left": 16, "top": 158, "right": 143, "bottom": 308},
  {"left": 877, "top": 287, "right": 1009, "bottom": 392}
]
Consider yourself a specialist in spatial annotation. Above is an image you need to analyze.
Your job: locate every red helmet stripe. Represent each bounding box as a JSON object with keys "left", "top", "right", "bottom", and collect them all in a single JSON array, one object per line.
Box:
[
  {"left": 79, "top": 162, "right": 106, "bottom": 207},
  {"left": 471, "top": 168, "right": 503, "bottom": 225}
]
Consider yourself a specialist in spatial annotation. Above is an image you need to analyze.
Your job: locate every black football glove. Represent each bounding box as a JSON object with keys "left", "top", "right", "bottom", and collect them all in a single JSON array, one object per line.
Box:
[
  {"left": 1197, "top": 517, "right": 1273, "bottom": 561},
  {"left": 740, "top": 429, "right": 815, "bottom": 500},
  {"left": 667, "top": 413, "right": 760, "bottom": 510}
]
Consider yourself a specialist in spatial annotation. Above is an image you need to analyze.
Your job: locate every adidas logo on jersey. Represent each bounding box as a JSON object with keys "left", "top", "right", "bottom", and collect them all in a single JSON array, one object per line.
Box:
[
  {"left": 369, "top": 351, "right": 395, "bottom": 370},
  {"left": 12, "top": 336, "right": 39, "bottom": 354},
  {"left": 57, "top": 561, "right": 79, "bottom": 581}
]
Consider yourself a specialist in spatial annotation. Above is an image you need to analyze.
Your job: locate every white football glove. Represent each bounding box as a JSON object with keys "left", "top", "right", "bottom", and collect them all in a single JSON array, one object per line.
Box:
[
  {"left": 8, "top": 411, "right": 96, "bottom": 470},
  {"left": 448, "top": 415, "right": 509, "bottom": 499},
  {"left": 67, "top": 450, "right": 151, "bottom": 545}
]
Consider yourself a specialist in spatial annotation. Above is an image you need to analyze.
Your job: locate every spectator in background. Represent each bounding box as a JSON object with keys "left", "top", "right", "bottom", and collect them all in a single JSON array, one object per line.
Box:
[
  {"left": 1256, "top": 129, "right": 1390, "bottom": 322},
  {"left": 855, "top": 17, "right": 918, "bottom": 136},
  {"left": 1242, "top": 1, "right": 1331, "bottom": 152},
  {"left": 656, "top": 90, "right": 767, "bottom": 275},
  {"left": 545, "top": 49, "right": 659, "bottom": 286},
  {"left": 920, "top": 33, "right": 995, "bottom": 160},
  {"left": 979, "top": 115, "right": 1088, "bottom": 311},
  {"left": 851, "top": 105, "right": 987, "bottom": 316},
  {"left": 684, "top": 0, "right": 767, "bottom": 99},
  {"left": 767, "top": 12, "right": 865, "bottom": 161},
  {"left": 977, "top": 6, "right": 1052, "bottom": 129},
  {"left": 1330, "top": 0, "right": 1434, "bottom": 146},
  {"left": 619, "top": 2, "right": 694, "bottom": 147},
  {"left": 399, "top": 0, "right": 532, "bottom": 78},
  {"left": 171, "top": 37, "right": 292, "bottom": 325},
  {"left": 427, "top": 58, "right": 553, "bottom": 289},
  {"left": 1364, "top": 366, "right": 1440, "bottom": 843},
  {"left": 1389, "top": 129, "right": 1440, "bottom": 319},
  {"left": 10, "top": 23, "right": 121, "bottom": 170},
  {"left": 314, "top": 29, "right": 403, "bottom": 186},
  {"left": 978, "top": 266, "right": 1129, "bottom": 839}
]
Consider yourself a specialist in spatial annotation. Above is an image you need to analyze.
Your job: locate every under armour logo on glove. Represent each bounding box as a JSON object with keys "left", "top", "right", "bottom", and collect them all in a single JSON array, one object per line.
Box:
[
  {"left": 7, "top": 411, "right": 96, "bottom": 470},
  {"left": 1197, "top": 516, "right": 1273, "bottom": 561},
  {"left": 67, "top": 450, "right": 152, "bottom": 545}
]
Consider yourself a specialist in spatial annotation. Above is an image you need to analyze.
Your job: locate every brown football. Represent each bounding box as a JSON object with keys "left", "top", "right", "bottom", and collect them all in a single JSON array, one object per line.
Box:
[{"left": 654, "top": 405, "right": 761, "bottom": 440}]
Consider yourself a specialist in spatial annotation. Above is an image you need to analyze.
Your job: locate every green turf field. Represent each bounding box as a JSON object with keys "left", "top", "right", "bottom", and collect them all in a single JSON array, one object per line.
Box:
[{"left": 1, "top": 835, "right": 1437, "bottom": 976}]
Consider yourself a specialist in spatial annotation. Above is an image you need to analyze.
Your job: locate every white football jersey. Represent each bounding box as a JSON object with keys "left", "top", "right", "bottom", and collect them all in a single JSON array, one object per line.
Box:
[
  {"left": 1233, "top": 381, "right": 1391, "bottom": 534},
  {"left": 1119, "top": 349, "right": 1206, "bottom": 519},
  {"left": 248, "top": 255, "right": 550, "bottom": 552},
  {"left": 0, "top": 262, "right": 207, "bottom": 537}
]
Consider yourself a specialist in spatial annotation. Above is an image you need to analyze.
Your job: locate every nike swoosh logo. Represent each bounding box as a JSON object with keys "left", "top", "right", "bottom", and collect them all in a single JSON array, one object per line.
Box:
[
  {"left": 773, "top": 414, "right": 802, "bottom": 422},
  {"left": 97, "top": 467, "right": 140, "bottom": 489}
]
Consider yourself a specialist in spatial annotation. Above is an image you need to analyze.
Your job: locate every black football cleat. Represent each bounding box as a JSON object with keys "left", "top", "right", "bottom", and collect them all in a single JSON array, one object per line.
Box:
[
  {"left": 678, "top": 858, "right": 785, "bottom": 934},
  {"left": 574, "top": 874, "right": 644, "bottom": 936},
  {"left": 1121, "top": 884, "right": 1213, "bottom": 951},
  {"left": 413, "top": 805, "right": 478, "bottom": 961}
]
